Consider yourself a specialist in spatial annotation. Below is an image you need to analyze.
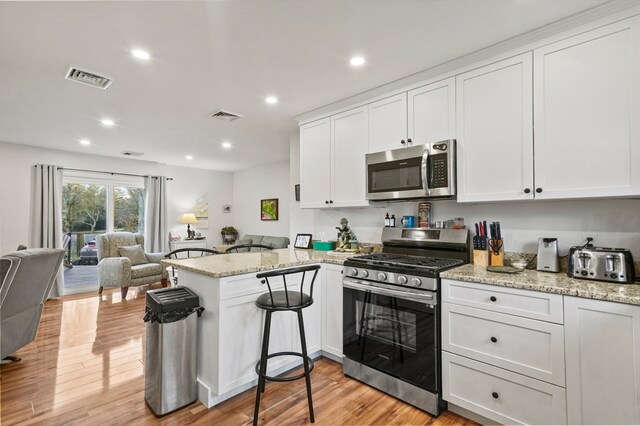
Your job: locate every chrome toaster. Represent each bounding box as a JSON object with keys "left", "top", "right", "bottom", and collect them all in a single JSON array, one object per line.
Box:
[{"left": 568, "top": 246, "right": 636, "bottom": 284}]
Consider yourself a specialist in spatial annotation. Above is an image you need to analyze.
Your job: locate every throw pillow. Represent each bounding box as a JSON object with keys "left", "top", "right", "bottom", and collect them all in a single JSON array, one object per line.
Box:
[{"left": 118, "top": 244, "right": 149, "bottom": 265}]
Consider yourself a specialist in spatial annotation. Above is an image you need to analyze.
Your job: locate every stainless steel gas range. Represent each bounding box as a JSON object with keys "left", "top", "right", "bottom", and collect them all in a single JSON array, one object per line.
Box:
[{"left": 342, "top": 228, "right": 470, "bottom": 416}]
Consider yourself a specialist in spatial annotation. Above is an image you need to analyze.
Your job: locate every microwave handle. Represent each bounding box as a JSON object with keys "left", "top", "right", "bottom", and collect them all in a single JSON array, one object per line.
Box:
[{"left": 422, "top": 147, "right": 431, "bottom": 192}]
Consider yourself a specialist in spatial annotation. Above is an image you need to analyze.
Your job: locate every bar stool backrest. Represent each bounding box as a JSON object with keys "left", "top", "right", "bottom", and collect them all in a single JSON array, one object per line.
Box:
[
  {"left": 225, "top": 244, "right": 273, "bottom": 253},
  {"left": 256, "top": 264, "right": 321, "bottom": 309}
]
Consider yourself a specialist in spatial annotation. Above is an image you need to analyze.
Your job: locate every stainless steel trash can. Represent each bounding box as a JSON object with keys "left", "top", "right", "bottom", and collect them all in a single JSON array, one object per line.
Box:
[{"left": 143, "top": 287, "right": 204, "bottom": 416}]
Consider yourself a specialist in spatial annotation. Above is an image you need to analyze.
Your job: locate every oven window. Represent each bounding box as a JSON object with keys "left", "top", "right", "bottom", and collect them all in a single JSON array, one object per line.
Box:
[
  {"left": 355, "top": 300, "right": 417, "bottom": 352},
  {"left": 343, "top": 286, "right": 438, "bottom": 392}
]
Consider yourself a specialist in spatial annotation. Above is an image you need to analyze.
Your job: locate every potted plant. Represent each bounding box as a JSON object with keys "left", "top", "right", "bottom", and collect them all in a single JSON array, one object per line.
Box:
[{"left": 221, "top": 226, "right": 238, "bottom": 244}]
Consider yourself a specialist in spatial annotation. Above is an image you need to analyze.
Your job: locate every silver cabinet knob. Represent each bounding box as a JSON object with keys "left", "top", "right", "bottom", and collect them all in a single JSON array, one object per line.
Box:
[
  {"left": 378, "top": 272, "right": 387, "bottom": 281},
  {"left": 397, "top": 276, "right": 408, "bottom": 285},
  {"left": 411, "top": 278, "right": 422, "bottom": 287}
]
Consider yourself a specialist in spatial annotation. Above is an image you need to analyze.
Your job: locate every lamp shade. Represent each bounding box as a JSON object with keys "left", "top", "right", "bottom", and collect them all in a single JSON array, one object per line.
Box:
[{"left": 179, "top": 213, "right": 198, "bottom": 224}]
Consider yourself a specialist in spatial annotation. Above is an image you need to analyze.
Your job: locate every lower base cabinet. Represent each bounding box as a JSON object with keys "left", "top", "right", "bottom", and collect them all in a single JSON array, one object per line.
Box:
[
  {"left": 321, "top": 264, "right": 343, "bottom": 358},
  {"left": 564, "top": 296, "right": 640, "bottom": 425},
  {"left": 443, "top": 352, "right": 567, "bottom": 425}
]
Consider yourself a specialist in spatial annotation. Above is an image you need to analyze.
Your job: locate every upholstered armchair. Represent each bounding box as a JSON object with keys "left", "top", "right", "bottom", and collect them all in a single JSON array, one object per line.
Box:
[{"left": 96, "top": 232, "right": 168, "bottom": 300}]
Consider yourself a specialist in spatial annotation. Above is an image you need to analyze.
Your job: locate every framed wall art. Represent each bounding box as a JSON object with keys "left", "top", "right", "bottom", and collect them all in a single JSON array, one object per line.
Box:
[
  {"left": 260, "top": 198, "right": 279, "bottom": 221},
  {"left": 294, "top": 233, "right": 313, "bottom": 249}
]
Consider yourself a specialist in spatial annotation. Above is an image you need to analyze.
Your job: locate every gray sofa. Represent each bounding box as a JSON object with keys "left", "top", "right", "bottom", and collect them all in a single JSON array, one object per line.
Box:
[{"left": 236, "top": 234, "right": 290, "bottom": 251}]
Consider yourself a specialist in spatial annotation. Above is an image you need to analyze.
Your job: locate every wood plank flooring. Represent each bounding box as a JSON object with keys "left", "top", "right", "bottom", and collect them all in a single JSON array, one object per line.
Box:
[{"left": 0, "top": 286, "right": 477, "bottom": 425}]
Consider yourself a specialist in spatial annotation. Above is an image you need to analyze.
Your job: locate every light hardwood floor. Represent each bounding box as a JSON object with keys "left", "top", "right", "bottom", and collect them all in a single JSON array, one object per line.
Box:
[{"left": 0, "top": 285, "right": 477, "bottom": 425}]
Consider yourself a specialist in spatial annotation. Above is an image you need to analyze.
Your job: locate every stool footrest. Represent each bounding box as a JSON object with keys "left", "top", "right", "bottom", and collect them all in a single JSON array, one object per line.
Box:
[{"left": 255, "top": 351, "right": 315, "bottom": 382}]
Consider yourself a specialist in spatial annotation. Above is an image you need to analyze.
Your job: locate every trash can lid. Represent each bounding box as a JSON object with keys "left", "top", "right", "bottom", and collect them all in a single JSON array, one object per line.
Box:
[{"left": 146, "top": 287, "right": 200, "bottom": 314}]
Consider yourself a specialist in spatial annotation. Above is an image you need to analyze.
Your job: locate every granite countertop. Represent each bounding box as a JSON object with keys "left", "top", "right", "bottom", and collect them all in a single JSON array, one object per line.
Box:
[
  {"left": 441, "top": 264, "right": 640, "bottom": 306},
  {"left": 162, "top": 248, "right": 349, "bottom": 278}
]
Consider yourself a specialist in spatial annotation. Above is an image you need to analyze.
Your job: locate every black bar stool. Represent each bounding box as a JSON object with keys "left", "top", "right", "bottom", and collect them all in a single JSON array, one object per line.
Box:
[{"left": 252, "top": 264, "right": 320, "bottom": 425}]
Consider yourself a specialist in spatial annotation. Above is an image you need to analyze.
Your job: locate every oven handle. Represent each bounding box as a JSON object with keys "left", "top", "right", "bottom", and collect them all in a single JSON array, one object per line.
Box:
[{"left": 343, "top": 278, "right": 436, "bottom": 306}]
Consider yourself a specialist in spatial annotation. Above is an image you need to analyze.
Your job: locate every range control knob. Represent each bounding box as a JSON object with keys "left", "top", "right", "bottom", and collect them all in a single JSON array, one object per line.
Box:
[
  {"left": 411, "top": 278, "right": 422, "bottom": 287},
  {"left": 350, "top": 268, "right": 358, "bottom": 276},
  {"left": 361, "top": 270, "right": 369, "bottom": 278},
  {"left": 581, "top": 270, "right": 589, "bottom": 276},
  {"left": 610, "top": 273, "right": 618, "bottom": 279},
  {"left": 378, "top": 272, "right": 388, "bottom": 281},
  {"left": 397, "top": 276, "right": 408, "bottom": 285}
]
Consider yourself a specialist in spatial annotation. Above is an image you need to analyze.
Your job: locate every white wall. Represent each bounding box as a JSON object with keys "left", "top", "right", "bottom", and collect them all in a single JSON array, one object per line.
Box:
[
  {"left": 289, "top": 137, "right": 640, "bottom": 257},
  {"left": 232, "top": 161, "right": 290, "bottom": 239},
  {"left": 0, "top": 142, "right": 233, "bottom": 254}
]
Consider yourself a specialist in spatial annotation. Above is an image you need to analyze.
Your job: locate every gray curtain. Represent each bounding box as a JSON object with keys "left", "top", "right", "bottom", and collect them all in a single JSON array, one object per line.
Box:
[
  {"left": 29, "top": 164, "right": 64, "bottom": 297},
  {"left": 145, "top": 176, "right": 168, "bottom": 253}
]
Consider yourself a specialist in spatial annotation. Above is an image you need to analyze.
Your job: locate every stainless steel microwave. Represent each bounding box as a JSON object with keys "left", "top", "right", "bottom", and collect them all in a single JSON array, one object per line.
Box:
[{"left": 366, "top": 140, "right": 456, "bottom": 201}]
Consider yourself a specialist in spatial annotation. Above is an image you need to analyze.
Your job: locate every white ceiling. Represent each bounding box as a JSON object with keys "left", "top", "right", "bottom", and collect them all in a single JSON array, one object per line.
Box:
[{"left": 0, "top": 0, "right": 610, "bottom": 171}]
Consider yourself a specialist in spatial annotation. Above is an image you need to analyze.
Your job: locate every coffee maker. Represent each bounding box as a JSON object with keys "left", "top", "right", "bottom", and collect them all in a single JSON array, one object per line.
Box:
[{"left": 537, "top": 238, "right": 560, "bottom": 273}]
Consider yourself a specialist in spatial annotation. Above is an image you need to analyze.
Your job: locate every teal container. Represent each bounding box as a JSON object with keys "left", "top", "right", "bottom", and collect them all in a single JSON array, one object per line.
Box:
[{"left": 312, "top": 241, "right": 336, "bottom": 251}]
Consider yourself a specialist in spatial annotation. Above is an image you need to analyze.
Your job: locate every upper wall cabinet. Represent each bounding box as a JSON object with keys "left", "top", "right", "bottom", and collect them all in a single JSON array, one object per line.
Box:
[
  {"left": 533, "top": 16, "right": 640, "bottom": 200},
  {"left": 368, "top": 78, "right": 455, "bottom": 153},
  {"left": 368, "top": 93, "right": 408, "bottom": 152},
  {"left": 300, "top": 118, "right": 331, "bottom": 208},
  {"left": 407, "top": 77, "right": 456, "bottom": 147},
  {"left": 300, "top": 107, "right": 369, "bottom": 209},
  {"left": 456, "top": 53, "right": 534, "bottom": 203}
]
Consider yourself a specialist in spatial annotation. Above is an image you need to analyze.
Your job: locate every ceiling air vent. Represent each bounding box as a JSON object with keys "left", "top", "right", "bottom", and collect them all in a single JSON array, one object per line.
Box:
[
  {"left": 211, "top": 110, "right": 243, "bottom": 122},
  {"left": 121, "top": 151, "right": 145, "bottom": 157},
  {"left": 65, "top": 67, "right": 113, "bottom": 89}
]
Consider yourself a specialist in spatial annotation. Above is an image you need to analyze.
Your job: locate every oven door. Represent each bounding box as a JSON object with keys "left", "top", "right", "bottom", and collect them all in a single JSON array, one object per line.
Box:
[{"left": 342, "top": 278, "right": 439, "bottom": 393}]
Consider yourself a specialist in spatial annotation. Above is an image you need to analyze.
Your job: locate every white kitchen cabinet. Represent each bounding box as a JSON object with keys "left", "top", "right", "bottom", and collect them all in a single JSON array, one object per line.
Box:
[
  {"left": 300, "top": 108, "right": 369, "bottom": 209},
  {"left": 533, "top": 16, "right": 640, "bottom": 199},
  {"left": 331, "top": 106, "right": 369, "bottom": 207},
  {"left": 407, "top": 77, "right": 456, "bottom": 146},
  {"left": 443, "top": 352, "right": 567, "bottom": 426},
  {"left": 218, "top": 292, "right": 294, "bottom": 394},
  {"left": 300, "top": 118, "right": 331, "bottom": 208},
  {"left": 564, "top": 296, "right": 640, "bottom": 425},
  {"left": 455, "top": 53, "right": 534, "bottom": 202},
  {"left": 368, "top": 93, "right": 408, "bottom": 152},
  {"left": 321, "top": 264, "right": 343, "bottom": 359},
  {"left": 290, "top": 280, "right": 322, "bottom": 356},
  {"left": 367, "top": 79, "right": 456, "bottom": 154}
]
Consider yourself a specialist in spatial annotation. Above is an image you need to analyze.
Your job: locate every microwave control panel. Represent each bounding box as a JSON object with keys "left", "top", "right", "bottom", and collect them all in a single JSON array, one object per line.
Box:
[{"left": 429, "top": 153, "right": 449, "bottom": 188}]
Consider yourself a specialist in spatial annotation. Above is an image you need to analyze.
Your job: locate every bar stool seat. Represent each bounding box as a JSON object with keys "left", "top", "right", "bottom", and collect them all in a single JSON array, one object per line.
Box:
[
  {"left": 255, "top": 290, "right": 312, "bottom": 310},
  {"left": 252, "top": 264, "right": 320, "bottom": 426}
]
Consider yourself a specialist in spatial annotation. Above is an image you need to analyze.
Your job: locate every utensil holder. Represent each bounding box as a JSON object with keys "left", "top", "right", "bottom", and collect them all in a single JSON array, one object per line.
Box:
[
  {"left": 473, "top": 249, "right": 489, "bottom": 267},
  {"left": 490, "top": 239, "right": 504, "bottom": 266}
]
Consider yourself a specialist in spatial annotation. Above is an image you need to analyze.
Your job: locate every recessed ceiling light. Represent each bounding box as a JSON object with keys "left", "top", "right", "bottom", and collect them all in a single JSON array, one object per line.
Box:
[
  {"left": 265, "top": 96, "right": 278, "bottom": 104},
  {"left": 350, "top": 56, "right": 366, "bottom": 67},
  {"left": 131, "top": 49, "right": 151, "bottom": 60},
  {"left": 101, "top": 119, "right": 115, "bottom": 126},
  {"left": 79, "top": 139, "right": 91, "bottom": 146},
  {"left": 221, "top": 142, "right": 232, "bottom": 149},
  {"left": 185, "top": 155, "right": 193, "bottom": 160}
]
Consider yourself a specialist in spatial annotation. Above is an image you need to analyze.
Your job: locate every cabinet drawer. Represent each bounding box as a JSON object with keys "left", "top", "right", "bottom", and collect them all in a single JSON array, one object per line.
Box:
[
  {"left": 442, "top": 303, "right": 565, "bottom": 386},
  {"left": 442, "top": 279, "right": 563, "bottom": 324},
  {"left": 443, "top": 352, "right": 567, "bottom": 425}
]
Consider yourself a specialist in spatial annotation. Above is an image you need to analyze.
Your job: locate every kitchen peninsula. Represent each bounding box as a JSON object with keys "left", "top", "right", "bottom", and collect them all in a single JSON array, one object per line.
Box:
[{"left": 162, "top": 248, "right": 347, "bottom": 408}]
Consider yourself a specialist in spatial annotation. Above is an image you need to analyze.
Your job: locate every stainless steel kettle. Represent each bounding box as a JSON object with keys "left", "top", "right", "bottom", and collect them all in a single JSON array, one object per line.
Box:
[{"left": 537, "top": 238, "right": 560, "bottom": 273}]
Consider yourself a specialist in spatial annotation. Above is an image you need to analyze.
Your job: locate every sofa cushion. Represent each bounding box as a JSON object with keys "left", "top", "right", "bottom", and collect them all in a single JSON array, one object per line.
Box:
[
  {"left": 131, "top": 263, "right": 163, "bottom": 279},
  {"left": 262, "top": 236, "right": 289, "bottom": 249},
  {"left": 118, "top": 245, "right": 148, "bottom": 265},
  {"left": 243, "top": 235, "right": 264, "bottom": 244}
]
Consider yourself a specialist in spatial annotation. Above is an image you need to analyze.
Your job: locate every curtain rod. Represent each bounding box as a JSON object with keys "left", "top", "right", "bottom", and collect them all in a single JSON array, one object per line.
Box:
[{"left": 53, "top": 166, "right": 173, "bottom": 180}]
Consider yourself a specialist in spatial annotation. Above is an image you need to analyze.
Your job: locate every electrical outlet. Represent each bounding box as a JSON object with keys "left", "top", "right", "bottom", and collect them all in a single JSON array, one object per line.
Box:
[{"left": 581, "top": 233, "right": 598, "bottom": 245}]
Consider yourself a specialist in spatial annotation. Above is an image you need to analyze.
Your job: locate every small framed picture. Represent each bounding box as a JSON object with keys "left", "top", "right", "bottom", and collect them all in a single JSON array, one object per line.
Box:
[
  {"left": 294, "top": 233, "right": 313, "bottom": 249},
  {"left": 260, "top": 198, "right": 279, "bottom": 221}
]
